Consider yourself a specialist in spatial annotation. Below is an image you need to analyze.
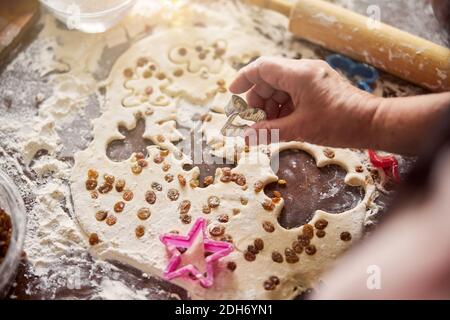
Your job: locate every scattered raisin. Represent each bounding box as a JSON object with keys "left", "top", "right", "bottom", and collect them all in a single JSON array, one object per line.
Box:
[
  {"left": 203, "top": 176, "right": 214, "bottom": 186},
  {"left": 254, "top": 181, "right": 264, "bottom": 193},
  {"left": 244, "top": 251, "right": 256, "bottom": 262},
  {"left": 165, "top": 174, "right": 174, "bottom": 182},
  {"left": 297, "top": 234, "right": 311, "bottom": 247},
  {"left": 145, "top": 191, "right": 156, "bottom": 204},
  {"left": 305, "top": 245, "right": 317, "bottom": 255},
  {"left": 178, "top": 174, "right": 186, "bottom": 187},
  {"left": 123, "top": 68, "right": 133, "bottom": 78},
  {"left": 209, "top": 225, "right": 225, "bottom": 237},
  {"left": 254, "top": 238, "right": 264, "bottom": 251},
  {"left": 292, "top": 241, "right": 303, "bottom": 254},
  {"left": 316, "top": 230, "right": 326, "bottom": 238},
  {"left": 132, "top": 164, "right": 143, "bottom": 174},
  {"left": 173, "top": 69, "right": 184, "bottom": 77},
  {"left": 247, "top": 245, "right": 259, "bottom": 255},
  {"left": 355, "top": 165, "right": 364, "bottom": 173},
  {"left": 123, "top": 190, "right": 134, "bottom": 201},
  {"left": 232, "top": 208, "right": 240, "bottom": 215},
  {"left": 138, "top": 159, "right": 148, "bottom": 168},
  {"left": 285, "top": 248, "right": 299, "bottom": 263},
  {"left": 179, "top": 200, "right": 191, "bottom": 214},
  {"left": 178, "top": 47, "right": 187, "bottom": 56},
  {"left": 106, "top": 215, "right": 117, "bottom": 226},
  {"left": 226, "top": 261, "right": 237, "bottom": 271},
  {"left": 152, "top": 182, "right": 163, "bottom": 191},
  {"left": 270, "top": 276, "right": 280, "bottom": 285},
  {"left": 86, "top": 179, "right": 97, "bottom": 191},
  {"left": 95, "top": 210, "right": 108, "bottom": 221},
  {"left": 271, "top": 251, "right": 283, "bottom": 263},
  {"left": 104, "top": 174, "right": 115, "bottom": 185},
  {"left": 207, "top": 196, "right": 220, "bottom": 208},
  {"left": 98, "top": 184, "right": 113, "bottom": 194},
  {"left": 217, "top": 214, "right": 229, "bottom": 223},
  {"left": 89, "top": 233, "right": 100, "bottom": 246},
  {"left": 137, "top": 208, "right": 151, "bottom": 220},
  {"left": 137, "top": 57, "right": 148, "bottom": 67},
  {"left": 240, "top": 197, "right": 248, "bottom": 205},
  {"left": 323, "top": 148, "right": 335, "bottom": 159},
  {"left": 263, "top": 280, "right": 276, "bottom": 291},
  {"left": 302, "top": 224, "right": 315, "bottom": 239},
  {"left": 91, "top": 191, "right": 99, "bottom": 199},
  {"left": 135, "top": 225, "right": 145, "bottom": 238},
  {"left": 115, "top": 179, "right": 126, "bottom": 192},
  {"left": 180, "top": 214, "right": 192, "bottom": 224},
  {"left": 340, "top": 231, "right": 352, "bottom": 242},
  {"left": 262, "top": 199, "right": 275, "bottom": 211},
  {"left": 314, "top": 219, "right": 329, "bottom": 230},
  {"left": 262, "top": 221, "right": 275, "bottom": 233},
  {"left": 153, "top": 155, "right": 164, "bottom": 164},
  {"left": 235, "top": 174, "right": 246, "bottom": 186},
  {"left": 162, "top": 163, "right": 171, "bottom": 172},
  {"left": 114, "top": 201, "right": 125, "bottom": 213},
  {"left": 202, "top": 205, "right": 211, "bottom": 214},
  {"left": 167, "top": 189, "right": 179, "bottom": 201},
  {"left": 87, "top": 169, "right": 99, "bottom": 179}
]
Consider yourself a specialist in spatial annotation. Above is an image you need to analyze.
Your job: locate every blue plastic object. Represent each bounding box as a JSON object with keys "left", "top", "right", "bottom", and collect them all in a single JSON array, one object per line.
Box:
[{"left": 326, "top": 54, "right": 379, "bottom": 92}]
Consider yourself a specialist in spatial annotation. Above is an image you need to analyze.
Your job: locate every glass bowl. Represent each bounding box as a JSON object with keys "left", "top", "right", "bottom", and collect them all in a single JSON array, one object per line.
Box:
[
  {"left": 0, "top": 171, "right": 26, "bottom": 298},
  {"left": 39, "top": 0, "right": 138, "bottom": 33}
]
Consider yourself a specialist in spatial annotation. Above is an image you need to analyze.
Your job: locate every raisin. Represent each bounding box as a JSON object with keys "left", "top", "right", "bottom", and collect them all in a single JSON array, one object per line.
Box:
[
  {"left": 114, "top": 201, "right": 125, "bottom": 213},
  {"left": 226, "top": 261, "right": 237, "bottom": 271},
  {"left": 271, "top": 251, "right": 283, "bottom": 263},
  {"left": 203, "top": 176, "right": 214, "bottom": 186},
  {"left": 263, "top": 280, "right": 276, "bottom": 291},
  {"left": 179, "top": 200, "right": 191, "bottom": 214},
  {"left": 162, "top": 163, "right": 171, "bottom": 172},
  {"left": 135, "top": 225, "right": 145, "bottom": 238},
  {"left": 138, "top": 159, "right": 148, "bottom": 168},
  {"left": 355, "top": 165, "right": 364, "bottom": 173},
  {"left": 316, "top": 230, "right": 326, "bottom": 238},
  {"left": 87, "top": 169, "right": 99, "bottom": 179},
  {"left": 292, "top": 241, "right": 303, "bottom": 254},
  {"left": 285, "top": 248, "right": 299, "bottom": 263},
  {"left": 202, "top": 205, "right": 211, "bottom": 214},
  {"left": 95, "top": 210, "right": 108, "bottom": 221},
  {"left": 209, "top": 225, "right": 225, "bottom": 237},
  {"left": 153, "top": 155, "right": 163, "bottom": 164},
  {"left": 145, "top": 191, "right": 156, "bottom": 204},
  {"left": 167, "top": 189, "right": 180, "bottom": 201},
  {"left": 262, "top": 221, "right": 275, "bottom": 233},
  {"left": 207, "top": 196, "right": 220, "bottom": 208},
  {"left": 269, "top": 276, "right": 280, "bottom": 285},
  {"left": 254, "top": 181, "right": 264, "bottom": 193},
  {"left": 247, "top": 245, "right": 259, "bottom": 255},
  {"left": 302, "top": 224, "right": 314, "bottom": 239},
  {"left": 123, "top": 190, "right": 134, "bottom": 201},
  {"left": 137, "top": 208, "right": 151, "bottom": 220},
  {"left": 178, "top": 47, "right": 187, "bottom": 56},
  {"left": 340, "top": 231, "right": 352, "bottom": 242},
  {"left": 323, "top": 148, "right": 335, "bottom": 159},
  {"left": 240, "top": 197, "right": 248, "bottom": 205},
  {"left": 86, "top": 179, "right": 97, "bottom": 191},
  {"left": 98, "top": 184, "right": 112, "bottom": 194},
  {"left": 254, "top": 238, "right": 264, "bottom": 251},
  {"left": 217, "top": 214, "right": 229, "bottom": 223},
  {"left": 235, "top": 174, "right": 246, "bottom": 186},
  {"left": 135, "top": 152, "right": 145, "bottom": 160},
  {"left": 305, "top": 245, "right": 317, "bottom": 255},
  {"left": 178, "top": 174, "right": 186, "bottom": 187},
  {"left": 262, "top": 199, "right": 275, "bottom": 211},
  {"left": 151, "top": 182, "right": 163, "bottom": 191},
  {"left": 244, "top": 251, "right": 256, "bottom": 262},
  {"left": 104, "top": 174, "right": 115, "bottom": 185},
  {"left": 106, "top": 215, "right": 117, "bottom": 226},
  {"left": 115, "top": 179, "right": 126, "bottom": 192},
  {"left": 89, "top": 233, "right": 100, "bottom": 246},
  {"left": 165, "top": 174, "right": 174, "bottom": 182},
  {"left": 180, "top": 214, "right": 192, "bottom": 224},
  {"left": 173, "top": 69, "right": 184, "bottom": 77},
  {"left": 297, "top": 234, "right": 311, "bottom": 247},
  {"left": 314, "top": 219, "right": 329, "bottom": 230},
  {"left": 131, "top": 164, "right": 143, "bottom": 174},
  {"left": 123, "top": 68, "right": 133, "bottom": 78}
]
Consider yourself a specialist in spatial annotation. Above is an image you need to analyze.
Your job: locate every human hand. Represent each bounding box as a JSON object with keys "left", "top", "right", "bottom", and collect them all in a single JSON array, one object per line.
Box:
[{"left": 229, "top": 57, "right": 381, "bottom": 148}]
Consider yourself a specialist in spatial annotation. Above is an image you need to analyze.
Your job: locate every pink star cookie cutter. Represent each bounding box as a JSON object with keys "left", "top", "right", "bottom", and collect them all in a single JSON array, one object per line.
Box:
[{"left": 159, "top": 217, "right": 233, "bottom": 288}]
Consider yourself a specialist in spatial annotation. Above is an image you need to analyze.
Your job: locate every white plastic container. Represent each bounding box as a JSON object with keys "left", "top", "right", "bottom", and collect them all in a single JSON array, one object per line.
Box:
[
  {"left": 39, "top": 0, "right": 137, "bottom": 33},
  {"left": 0, "top": 171, "right": 26, "bottom": 298}
]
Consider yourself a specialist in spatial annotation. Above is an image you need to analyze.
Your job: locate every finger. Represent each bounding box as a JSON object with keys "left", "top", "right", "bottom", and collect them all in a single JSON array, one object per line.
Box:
[
  {"left": 272, "top": 90, "right": 290, "bottom": 105},
  {"left": 252, "top": 82, "right": 275, "bottom": 100},
  {"left": 229, "top": 60, "right": 265, "bottom": 93},
  {"left": 264, "top": 98, "right": 280, "bottom": 120},
  {"left": 244, "top": 112, "right": 300, "bottom": 145},
  {"left": 246, "top": 89, "right": 265, "bottom": 108}
]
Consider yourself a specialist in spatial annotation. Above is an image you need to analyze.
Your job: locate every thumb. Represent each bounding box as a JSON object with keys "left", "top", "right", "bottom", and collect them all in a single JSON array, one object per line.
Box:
[{"left": 244, "top": 113, "right": 300, "bottom": 145}]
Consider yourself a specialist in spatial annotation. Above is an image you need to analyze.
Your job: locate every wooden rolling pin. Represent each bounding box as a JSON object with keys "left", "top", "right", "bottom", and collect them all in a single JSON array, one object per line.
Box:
[{"left": 246, "top": 0, "right": 450, "bottom": 92}]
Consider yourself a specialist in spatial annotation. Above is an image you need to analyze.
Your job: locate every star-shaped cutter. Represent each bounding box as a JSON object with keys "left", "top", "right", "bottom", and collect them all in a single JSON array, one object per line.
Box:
[{"left": 159, "top": 218, "right": 233, "bottom": 288}]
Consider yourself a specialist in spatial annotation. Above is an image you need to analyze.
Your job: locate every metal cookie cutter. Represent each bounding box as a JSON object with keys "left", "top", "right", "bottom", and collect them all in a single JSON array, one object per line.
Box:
[
  {"left": 221, "top": 95, "right": 267, "bottom": 137},
  {"left": 326, "top": 54, "right": 379, "bottom": 92}
]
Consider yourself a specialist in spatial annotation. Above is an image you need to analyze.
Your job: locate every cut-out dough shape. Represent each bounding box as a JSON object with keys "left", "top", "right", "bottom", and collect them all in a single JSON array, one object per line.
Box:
[{"left": 72, "top": 27, "right": 377, "bottom": 300}]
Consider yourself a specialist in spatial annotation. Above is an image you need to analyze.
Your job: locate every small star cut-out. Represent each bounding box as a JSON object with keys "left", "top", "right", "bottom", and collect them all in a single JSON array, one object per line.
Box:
[{"left": 160, "top": 218, "right": 233, "bottom": 288}]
